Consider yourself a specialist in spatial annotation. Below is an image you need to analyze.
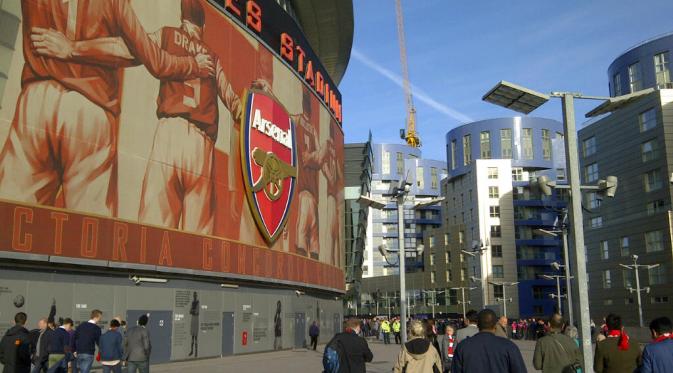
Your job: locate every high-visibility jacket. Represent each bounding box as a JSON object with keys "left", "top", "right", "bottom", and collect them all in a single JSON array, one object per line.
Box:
[
  {"left": 381, "top": 321, "right": 391, "bottom": 333},
  {"left": 392, "top": 321, "right": 401, "bottom": 333}
]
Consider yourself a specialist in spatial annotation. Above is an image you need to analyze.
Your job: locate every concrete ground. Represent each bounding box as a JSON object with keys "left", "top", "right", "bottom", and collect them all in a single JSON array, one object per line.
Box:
[{"left": 150, "top": 338, "right": 539, "bottom": 373}]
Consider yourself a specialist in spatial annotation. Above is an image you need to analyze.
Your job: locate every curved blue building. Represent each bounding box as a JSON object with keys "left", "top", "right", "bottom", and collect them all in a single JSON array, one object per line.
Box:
[
  {"left": 444, "top": 117, "right": 567, "bottom": 318},
  {"left": 609, "top": 32, "right": 673, "bottom": 96}
]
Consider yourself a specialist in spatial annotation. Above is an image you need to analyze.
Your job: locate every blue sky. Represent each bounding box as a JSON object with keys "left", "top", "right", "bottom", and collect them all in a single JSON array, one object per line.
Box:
[{"left": 339, "top": 0, "right": 673, "bottom": 161}]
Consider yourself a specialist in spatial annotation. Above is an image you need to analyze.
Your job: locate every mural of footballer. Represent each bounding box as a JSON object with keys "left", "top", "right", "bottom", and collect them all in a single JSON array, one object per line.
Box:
[
  {"left": 292, "top": 88, "right": 331, "bottom": 260},
  {"left": 0, "top": 0, "right": 213, "bottom": 217},
  {"left": 26, "top": 0, "right": 272, "bottom": 234},
  {"left": 321, "top": 124, "right": 343, "bottom": 267}
]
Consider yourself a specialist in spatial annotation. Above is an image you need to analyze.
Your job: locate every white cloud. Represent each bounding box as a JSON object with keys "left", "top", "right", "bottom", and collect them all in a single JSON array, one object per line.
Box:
[{"left": 351, "top": 48, "right": 474, "bottom": 124}]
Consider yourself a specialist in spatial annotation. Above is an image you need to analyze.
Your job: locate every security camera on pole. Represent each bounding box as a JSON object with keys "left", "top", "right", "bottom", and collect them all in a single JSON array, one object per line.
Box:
[
  {"left": 462, "top": 240, "right": 488, "bottom": 308},
  {"left": 451, "top": 286, "right": 477, "bottom": 320}
]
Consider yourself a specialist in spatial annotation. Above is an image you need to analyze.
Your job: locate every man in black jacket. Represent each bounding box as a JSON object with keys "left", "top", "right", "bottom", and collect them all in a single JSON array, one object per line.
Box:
[
  {"left": 327, "top": 318, "right": 373, "bottom": 373},
  {"left": 0, "top": 312, "right": 32, "bottom": 373},
  {"left": 451, "top": 309, "right": 526, "bottom": 373}
]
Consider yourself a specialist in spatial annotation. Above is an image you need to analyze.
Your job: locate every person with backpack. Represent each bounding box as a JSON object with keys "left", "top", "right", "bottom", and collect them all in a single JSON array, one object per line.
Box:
[
  {"left": 0, "top": 312, "right": 32, "bottom": 373},
  {"left": 393, "top": 320, "right": 442, "bottom": 373},
  {"left": 533, "top": 314, "right": 581, "bottom": 373},
  {"left": 323, "top": 318, "right": 373, "bottom": 373}
]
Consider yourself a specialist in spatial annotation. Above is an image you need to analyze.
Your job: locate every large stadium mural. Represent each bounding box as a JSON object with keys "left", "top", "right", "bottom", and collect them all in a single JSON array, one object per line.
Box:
[{"left": 0, "top": 0, "right": 345, "bottom": 291}]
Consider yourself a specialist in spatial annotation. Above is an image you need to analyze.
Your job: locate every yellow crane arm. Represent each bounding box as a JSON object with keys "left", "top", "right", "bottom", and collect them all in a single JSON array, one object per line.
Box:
[{"left": 394, "top": 0, "right": 420, "bottom": 147}]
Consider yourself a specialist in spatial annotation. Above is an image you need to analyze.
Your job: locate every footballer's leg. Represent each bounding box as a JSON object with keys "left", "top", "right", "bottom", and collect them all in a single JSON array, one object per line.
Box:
[
  {"left": 0, "top": 81, "right": 65, "bottom": 206},
  {"left": 181, "top": 122, "right": 215, "bottom": 235},
  {"left": 58, "top": 87, "right": 118, "bottom": 216},
  {"left": 138, "top": 118, "right": 184, "bottom": 228}
]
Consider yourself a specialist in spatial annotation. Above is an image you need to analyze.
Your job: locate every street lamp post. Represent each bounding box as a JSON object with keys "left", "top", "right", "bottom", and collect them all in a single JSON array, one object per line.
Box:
[
  {"left": 541, "top": 274, "right": 566, "bottom": 314},
  {"left": 422, "top": 290, "right": 445, "bottom": 319},
  {"left": 358, "top": 189, "right": 443, "bottom": 344},
  {"left": 451, "top": 287, "right": 476, "bottom": 320},
  {"left": 489, "top": 281, "right": 519, "bottom": 317},
  {"left": 483, "top": 81, "right": 634, "bottom": 372},
  {"left": 462, "top": 240, "right": 488, "bottom": 308},
  {"left": 620, "top": 255, "right": 660, "bottom": 328}
]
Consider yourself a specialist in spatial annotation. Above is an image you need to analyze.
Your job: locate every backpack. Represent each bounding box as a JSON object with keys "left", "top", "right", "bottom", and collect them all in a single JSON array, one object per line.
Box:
[{"left": 323, "top": 336, "right": 348, "bottom": 373}]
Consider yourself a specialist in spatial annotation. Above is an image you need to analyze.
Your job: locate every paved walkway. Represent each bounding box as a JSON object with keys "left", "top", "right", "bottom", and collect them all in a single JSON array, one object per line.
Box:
[{"left": 151, "top": 338, "right": 539, "bottom": 373}]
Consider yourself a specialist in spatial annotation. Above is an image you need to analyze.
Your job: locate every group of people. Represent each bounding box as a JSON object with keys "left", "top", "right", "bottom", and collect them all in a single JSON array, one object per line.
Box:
[
  {"left": 0, "top": 310, "right": 152, "bottom": 373},
  {"left": 327, "top": 310, "right": 673, "bottom": 373}
]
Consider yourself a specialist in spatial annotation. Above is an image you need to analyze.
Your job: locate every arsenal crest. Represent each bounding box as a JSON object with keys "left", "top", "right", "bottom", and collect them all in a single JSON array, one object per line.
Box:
[{"left": 241, "top": 90, "right": 298, "bottom": 245}]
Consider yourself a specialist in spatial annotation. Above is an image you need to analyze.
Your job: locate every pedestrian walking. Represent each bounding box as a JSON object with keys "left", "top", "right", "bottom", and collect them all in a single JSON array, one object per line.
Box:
[
  {"left": 381, "top": 319, "right": 391, "bottom": 345},
  {"left": 309, "top": 321, "right": 320, "bottom": 351},
  {"left": 29, "top": 318, "right": 50, "bottom": 373},
  {"left": 640, "top": 316, "right": 673, "bottom": 373},
  {"left": 393, "top": 318, "right": 401, "bottom": 345},
  {"left": 99, "top": 320, "right": 123, "bottom": 373},
  {"left": 511, "top": 321, "right": 518, "bottom": 340},
  {"left": 0, "top": 312, "right": 32, "bottom": 373},
  {"left": 594, "top": 314, "right": 641, "bottom": 373},
  {"left": 73, "top": 310, "right": 103, "bottom": 373},
  {"left": 450, "top": 309, "right": 527, "bottom": 373},
  {"left": 46, "top": 318, "right": 73, "bottom": 373},
  {"left": 454, "top": 310, "right": 478, "bottom": 345},
  {"left": 124, "top": 315, "right": 151, "bottom": 373},
  {"left": 495, "top": 316, "right": 509, "bottom": 339},
  {"left": 393, "top": 320, "right": 442, "bottom": 373},
  {"left": 438, "top": 325, "right": 456, "bottom": 373},
  {"left": 323, "top": 318, "right": 373, "bottom": 373},
  {"left": 533, "top": 314, "right": 581, "bottom": 373}
]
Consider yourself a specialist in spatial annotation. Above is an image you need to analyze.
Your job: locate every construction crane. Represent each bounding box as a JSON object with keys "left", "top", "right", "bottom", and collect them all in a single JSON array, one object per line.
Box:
[{"left": 395, "top": 0, "right": 420, "bottom": 148}]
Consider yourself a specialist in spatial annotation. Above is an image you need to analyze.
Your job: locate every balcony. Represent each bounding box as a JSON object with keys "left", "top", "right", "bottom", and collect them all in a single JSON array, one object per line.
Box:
[
  {"left": 513, "top": 199, "right": 566, "bottom": 208},
  {"left": 515, "top": 238, "right": 561, "bottom": 247},
  {"left": 514, "top": 218, "right": 557, "bottom": 227}
]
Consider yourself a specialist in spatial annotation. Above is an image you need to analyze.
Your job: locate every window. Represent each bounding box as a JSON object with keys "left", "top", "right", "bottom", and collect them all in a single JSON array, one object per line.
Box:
[
  {"left": 429, "top": 236, "right": 436, "bottom": 248},
  {"left": 416, "top": 166, "right": 424, "bottom": 189},
  {"left": 450, "top": 140, "right": 457, "bottom": 170},
  {"left": 382, "top": 151, "right": 390, "bottom": 174},
  {"left": 620, "top": 237, "right": 630, "bottom": 257},
  {"left": 444, "top": 234, "right": 449, "bottom": 246},
  {"left": 644, "top": 169, "right": 663, "bottom": 192},
  {"left": 463, "top": 135, "right": 471, "bottom": 166},
  {"left": 430, "top": 271, "right": 436, "bottom": 284},
  {"left": 493, "top": 284, "right": 504, "bottom": 299},
  {"left": 647, "top": 200, "right": 666, "bottom": 215},
  {"left": 396, "top": 152, "right": 404, "bottom": 174},
  {"left": 613, "top": 73, "right": 622, "bottom": 96},
  {"left": 645, "top": 230, "right": 664, "bottom": 253},
  {"left": 492, "top": 245, "right": 503, "bottom": 258},
  {"left": 500, "top": 129, "right": 512, "bottom": 159},
  {"left": 458, "top": 231, "right": 464, "bottom": 244},
  {"left": 623, "top": 269, "right": 633, "bottom": 288},
  {"left": 652, "top": 296, "right": 670, "bottom": 304},
  {"left": 522, "top": 128, "right": 533, "bottom": 160},
  {"left": 487, "top": 167, "right": 499, "bottom": 179},
  {"left": 629, "top": 62, "right": 642, "bottom": 92},
  {"left": 490, "top": 225, "right": 501, "bottom": 238},
  {"left": 493, "top": 265, "right": 504, "bottom": 279},
  {"left": 639, "top": 108, "right": 657, "bottom": 132},
  {"left": 431, "top": 167, "right": 438, "bottom": 189},
  {"left": 512, "top": 167, "right": 523, "bottom": 181},
  {"left": 556, "top": 168, "right": 566, "bottom": 181},
  {"left": 654, "top": 52, "right": 671, "bottom": 88},
  {"left": 584, "top": 163, "right": 598, "bottom": 183},
  {"left": 446, "top": 270, "right": 452, "bottom": 282},
  {"left": 429, "top": 254, "right": 435, "bottom": 266},
  {"left": 445, "top": 251, "right": 450, "bottom": 264},
  {"left": 542, "top": 129, "right": 552, "bottom": 160},
  {"left": 642, "top": 140, "right": 659, "bottom": 162},
  {"left": 480, "top": 131, "right": 491, "bottom": 159},
  {"left": 489, "top": 206, "right": 500, "bottom": 218},
  {"left": 489, "top": 186, "right": 499, "bottom": 199},
  {"left": 649, "top": 265, "right": 667, "bottom": 285},
  {"left": 590, "top": 216, "right": 603, "bottom": 228},
  {"left": 625, "top": 298, "right": 635, "bottom": 305},
  {"left": 600, "top": 240, "right": 609, "bottom": 260},
  {"left": 603, "top": 299, "right": 613, "bottom": 306},
  {"left": 587, "top": 192, "right": 601, "bottom": 209},
  {"left": 583, "top": 137, "right": 596, "bottom": 157},
  {"left": 461, "top": 268, "right": 466, "bottom": 281},
  {"left": 532, "top": 287, "right": 546, "bottom": 300},
  {"left": 602, "top": 270, "right": 612, "bottom": 289}
]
